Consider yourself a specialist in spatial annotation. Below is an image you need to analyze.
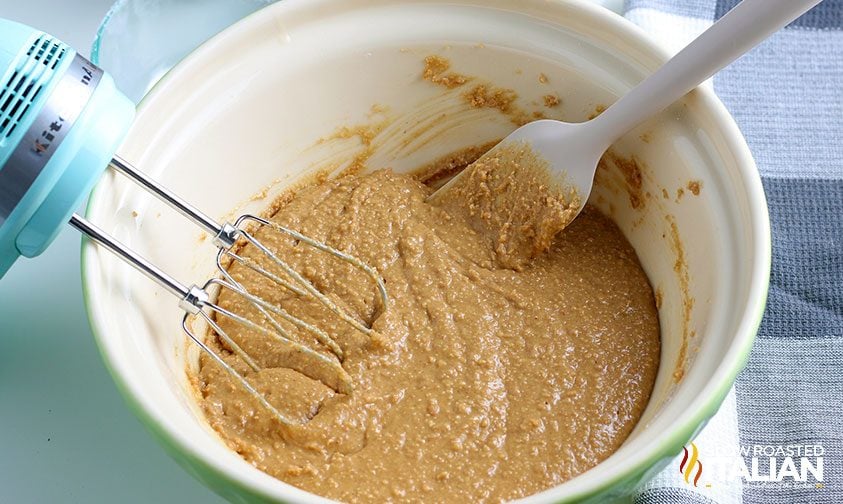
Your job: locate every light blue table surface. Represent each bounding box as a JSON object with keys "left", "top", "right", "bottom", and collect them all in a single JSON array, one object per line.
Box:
[{"left": 0, "top": 1, "right": 621, "bottom": 502}]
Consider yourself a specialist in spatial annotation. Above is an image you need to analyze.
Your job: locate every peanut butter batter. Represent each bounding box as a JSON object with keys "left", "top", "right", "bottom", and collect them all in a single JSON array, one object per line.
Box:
[{"left": 196, "top": 154, "right": 660, "bottom": 502}]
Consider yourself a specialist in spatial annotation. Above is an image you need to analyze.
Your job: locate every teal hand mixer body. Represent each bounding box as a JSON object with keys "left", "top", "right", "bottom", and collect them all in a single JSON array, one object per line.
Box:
[{"left": 0, "top": 19, "right": 387, "bottom": 426}]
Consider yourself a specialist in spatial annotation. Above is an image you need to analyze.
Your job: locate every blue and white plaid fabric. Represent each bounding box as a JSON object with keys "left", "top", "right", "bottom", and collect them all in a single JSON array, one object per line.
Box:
[{"left": 624, "top": 1, "right": 843, "bottom": 503}]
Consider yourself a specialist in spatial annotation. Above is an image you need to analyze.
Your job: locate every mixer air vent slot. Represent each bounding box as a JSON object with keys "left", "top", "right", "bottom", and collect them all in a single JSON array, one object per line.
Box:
[{"left": 0, "top": 34, "right": 68, "bottom": 141}]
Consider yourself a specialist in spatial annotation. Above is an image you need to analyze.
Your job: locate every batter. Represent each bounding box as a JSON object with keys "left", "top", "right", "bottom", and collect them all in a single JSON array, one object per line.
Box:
[
  {"left": 196, "top": 151, "right": 660, "bottom": 502},
  {"left": 430, "top": 142, "right": 581, "bottom": 270}
]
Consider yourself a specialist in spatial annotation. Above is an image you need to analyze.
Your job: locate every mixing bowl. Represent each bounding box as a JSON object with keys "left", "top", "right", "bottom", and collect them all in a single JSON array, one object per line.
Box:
[{"left": 81, "top": 0, "right": 771, "bottom": 502}]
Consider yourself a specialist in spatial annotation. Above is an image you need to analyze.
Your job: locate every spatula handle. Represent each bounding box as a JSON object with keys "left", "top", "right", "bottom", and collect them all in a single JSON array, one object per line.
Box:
[{"left": 588, "top": 0, "right": 823, "bottom": 145}]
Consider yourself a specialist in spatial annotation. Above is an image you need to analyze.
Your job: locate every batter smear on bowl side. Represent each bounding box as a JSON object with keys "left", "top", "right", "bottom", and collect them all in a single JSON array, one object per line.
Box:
[{"left": 195, "top": 143, "right": 660, "bottom": 502}]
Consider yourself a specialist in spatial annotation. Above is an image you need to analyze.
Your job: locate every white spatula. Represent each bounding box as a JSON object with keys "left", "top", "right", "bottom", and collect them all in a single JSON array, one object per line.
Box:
[{"left": 429, "top": 0, "right": 823, "bottom": 219}]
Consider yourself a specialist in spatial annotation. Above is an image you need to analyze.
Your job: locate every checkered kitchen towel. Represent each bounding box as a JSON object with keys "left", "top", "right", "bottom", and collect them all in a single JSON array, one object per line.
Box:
[{"left": 625, "top": 1, "right": 843, "bottom": 503}]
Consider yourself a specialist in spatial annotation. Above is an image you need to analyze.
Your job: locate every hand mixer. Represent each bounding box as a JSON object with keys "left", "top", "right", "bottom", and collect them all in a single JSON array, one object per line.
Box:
[{"left": 0, "top": 19, "right": 388, "bottom": 426}]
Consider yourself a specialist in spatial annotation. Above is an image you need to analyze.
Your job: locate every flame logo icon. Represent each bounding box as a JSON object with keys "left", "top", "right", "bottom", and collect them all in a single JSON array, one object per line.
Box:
[{"left": 679, "top": 442, "right": 703, "bottom": 487}]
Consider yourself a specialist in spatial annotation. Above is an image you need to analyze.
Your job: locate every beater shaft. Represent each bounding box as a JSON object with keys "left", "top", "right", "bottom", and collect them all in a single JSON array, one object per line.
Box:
[
  {"left": 109, "top": 155, "right": 238, "bottom": 249},
  {"left": 69, "top": 213, "right": 193, "bottom": 302}
]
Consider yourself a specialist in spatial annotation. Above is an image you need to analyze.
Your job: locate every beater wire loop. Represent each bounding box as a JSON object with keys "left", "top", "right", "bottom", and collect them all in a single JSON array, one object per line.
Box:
[
  {"left": 198, "top": 279, "right": 353, "bottom": 395},
  {"left": 222, "top": 249, "right": 308, "bottom": 297},
  {"left": 182, "top": 316, "right": 298, "bottom": 427},
  {"left": 207, "top": 277, "right": 344, "bottom": 360},
  {"left": 235, "top": 214, "right": 389, "bottom": 330}
]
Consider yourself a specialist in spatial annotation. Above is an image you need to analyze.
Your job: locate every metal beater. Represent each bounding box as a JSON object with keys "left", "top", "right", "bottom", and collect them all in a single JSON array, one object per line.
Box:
[{"left": 0, "top": 20, "right": 387, "bottom": 426}]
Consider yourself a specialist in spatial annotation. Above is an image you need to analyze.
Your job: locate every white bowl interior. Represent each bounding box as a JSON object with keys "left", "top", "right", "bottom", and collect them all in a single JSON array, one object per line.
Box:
[{"left": 84, "top": 0, "right": 766, "bottom": 501}]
